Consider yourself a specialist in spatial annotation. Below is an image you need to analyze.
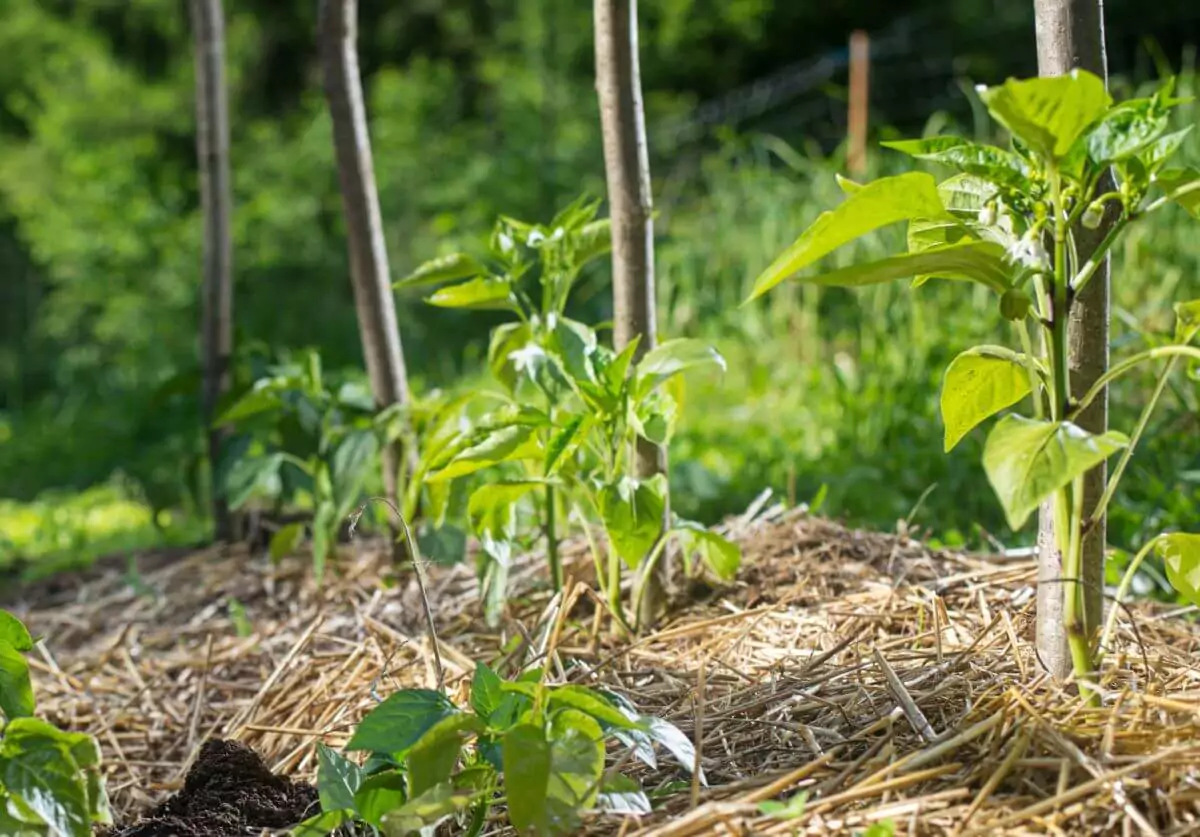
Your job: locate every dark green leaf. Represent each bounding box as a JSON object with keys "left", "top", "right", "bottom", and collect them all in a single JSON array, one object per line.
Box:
[
  {"left": 940, "top": 346, "right": 1035, "bottom": 452},
  {"left": 545, "top": 415, "right": 587, "bottom": 475},
  {"left": 346, "top": 690, "right": 458, "bottom": 753},
  {"left": 747, "top": 172, "right": 948, "bottom": 299},
  {"left": 426, "top": 277, "right": 513, "bottom": 311},
  {"left": 882, "top": 137, "right": 1030, "bottom": 190},
  {"left": 1, "top": 721, "right": 91, "bottom": 836},
  {"left": 417, "top": 523, "right": 467, "bottom": 567},
  {"left": 1081, "top": 99, "right": 1170, "bottom": 165},
  {"left": 1157, "top": 533, "right": 1200, "bottom": 607},
  {"left": 983, "top": 416, "right": 1128, "bottom": 529},
  {"left": 503, "top": 724, "right": 552, "bottom": 836},
  {"left": 317, "top": 744, "right": 363, "bottom": 814},
  {"left": 224, "top": 453, "right": 285, "bottom": 509},
  {"left": 470, "top": 662, "right": 504, "bottom": 721},
  {"left": 397, "top": 252, "right": 485, "bottom": 288},
  {"left": 978, "top": 71, "right": 1112, "bottom": 159},
  {"left": 599, "top": 476, "right": 667, "bottom": 569},
  {"left": 0, "top": 612, "right": 34, "bottom": 652},
  {"left": 216, "top": 386, "right": 283, "bottom": 425}
]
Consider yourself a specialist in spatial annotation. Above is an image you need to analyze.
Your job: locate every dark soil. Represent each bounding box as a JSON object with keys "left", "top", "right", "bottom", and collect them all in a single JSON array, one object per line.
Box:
[{"left": 110, "top": 739, "right": 319, "bottom": 837}]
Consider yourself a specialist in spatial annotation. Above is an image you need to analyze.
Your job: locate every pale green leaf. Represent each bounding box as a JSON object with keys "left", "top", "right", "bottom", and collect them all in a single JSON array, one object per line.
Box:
[
  {"left": 1156, "top": 167, "right": 1200, "bottom": 218},
  {"left": 635, "top": 338, "right": 726, "bottom": 398},
  {"left": 0, "top": 612, "right": 34, "bottom": 653},
  {"left": 941, "top": 346, "right": 1035, "bottom": 451},
  {"left": 1157, "top": 533, "right": 1200, "bottom": 607},
  {"left": 763, "top": 241, "right": 1011, "bottom": 294},
  {"left": 675, "top": 523, "right": 741, "bottom": 581},
  {"left": 379, "top": 782, "right": 477, "bottom": 836},
  {"left": 426, "top": 277, "right": 513, "bottom": 310},
  {"left": 397, "top": 252, "right": 485, "bottom": 287},
  {"left": 978, "top": 71, "right": 1112, "bottom": 159},
  {"left": 407, "top": 715, "right": 482, "bottom": 797},
  {"left": 1176, "top": 299, "right": 1200, "bottom": 343},
  {"left": 269, "top": 522, "right": 306, "bottom": 564},
  {"left": 882, "top": 137, "right": 1030, "bottom": 190},
  {"left": 982, "top": 416, "right": 1128, "bottom": 529},
  {"left": 546, "top": 686, "right": 640, "bottom": 729}
]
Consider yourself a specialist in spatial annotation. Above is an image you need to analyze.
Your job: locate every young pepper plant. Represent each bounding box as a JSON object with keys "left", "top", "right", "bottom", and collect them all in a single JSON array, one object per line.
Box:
[
  {"left": 397, "top": 197, "right": 741, "bottom": 630},
  {"left": 292, "top": 664, "right": 699, "bottom": 836},
  {"left": 0, "top": 610, "right": 111, "bottom": 837},
  {"left": 746, "top": 71, "right": 1200, "bottom": 696}
]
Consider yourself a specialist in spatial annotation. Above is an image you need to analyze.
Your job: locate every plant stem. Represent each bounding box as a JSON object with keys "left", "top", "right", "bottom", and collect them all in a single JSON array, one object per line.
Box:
[
  {"left": 1016, "top": 318, "right": 1045, "bottom": 420},
  {"left": 1097, "top": 536, "right": 1161, "bottom": 665},
  {"left": 545, "top": 484, "right": 562, "bottom": 592},
  {"left": 631, "top": 535, "right": 671, "bottom": 632},
  {"left": 1071, "top": 346, "right": 1200, "bottom": 417},
  {"left": 1070, "top": 217, "right": 1127, "bottom": 295}
]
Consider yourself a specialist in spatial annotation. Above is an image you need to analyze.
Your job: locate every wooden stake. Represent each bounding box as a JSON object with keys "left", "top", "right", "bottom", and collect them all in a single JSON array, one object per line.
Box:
[{"left": 847, "top": 30, "right": 870, "bottom": 175}]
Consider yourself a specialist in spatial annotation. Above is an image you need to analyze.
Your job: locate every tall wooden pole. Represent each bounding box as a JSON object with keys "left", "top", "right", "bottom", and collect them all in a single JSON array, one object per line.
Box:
[
  {"left": 190, "top": 0, "right": 235, "bottom": 542},
  {"left": 319, "top": 0, "right": 413, "bottom": 523},
  {"left": 595, "top": 0, "right": 667, "bottom": 628},
  {"left": 1033, "top": 0, "right": 1112, "bottom": 679},
  {"left": 847, "top": 30, "right": 871, "bottom": 176}
]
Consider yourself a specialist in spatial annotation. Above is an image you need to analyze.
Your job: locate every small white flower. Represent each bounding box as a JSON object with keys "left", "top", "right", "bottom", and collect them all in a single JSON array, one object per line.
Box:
[
  {"left": 498, "top": 232, "right": 514, "bottom": 253},
  {"left": 526, "top": 229, "right": 547, "bottom": 247},
  {"left": 1007, "top": 233, "right": 1048, "bottom": 270},
  {"left": 509, "top": 343, "right": 546, "bottom": 375},
  {"left": 978, "top": 203, "right": 997, "bottom": 226},
  {"left": 550, "top": 226, "right": 565, "bottom": 242}
]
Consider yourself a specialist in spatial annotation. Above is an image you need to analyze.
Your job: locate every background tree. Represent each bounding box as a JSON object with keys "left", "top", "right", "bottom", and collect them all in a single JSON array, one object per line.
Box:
[
  {"left": 1033, "top": 0, "right": 1113, "bottom": 679},
  {"left": 190, "top": 0, "right": 235, "bottom": 542},
  {"left": 318, "top": 0, "right": 413, "bottom": 521},
  {"left": 595, "top": 0, "right": 667, "bottom": 628}
]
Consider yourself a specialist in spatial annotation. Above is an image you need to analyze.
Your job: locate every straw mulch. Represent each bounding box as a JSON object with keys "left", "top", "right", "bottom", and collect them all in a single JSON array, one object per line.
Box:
[{"left": 9, "top": 500, "right": 1200, "bottom": 836}]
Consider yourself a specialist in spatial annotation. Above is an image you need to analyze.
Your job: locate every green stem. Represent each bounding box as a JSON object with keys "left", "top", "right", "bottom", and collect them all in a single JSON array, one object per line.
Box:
[
  {"left": 1050, "top": 173, "right": 1071, "bottom": 420},
  {"left": 1071, "top": 346, "right": 1200, "bottom": 417},
  {"left": 1143, "top": 179, "right": 1200, "bottom": 214},
  {"left": 1069, "top": 217, "right": 1127, "bottom": 296},
  {"left": 1063, "top": 476, "right": 1097, "bottom": 704},
  {"left": 1015, "top": 318, "right": 1045, "bottom": 420},
  {"left": 545, "top": 484, "right": 561, "bottom": 592},
  {"left": 631, "top": 534, "right": 671, "bottom": 632},
  {"left": 1097, "top": 536, "right": 1161, "bottom": 666}
]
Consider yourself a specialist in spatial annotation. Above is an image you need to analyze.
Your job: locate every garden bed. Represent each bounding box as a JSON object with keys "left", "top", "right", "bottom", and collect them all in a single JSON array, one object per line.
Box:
[{"left": 8, "top": 501, "right": 1200, "bottom": 835}]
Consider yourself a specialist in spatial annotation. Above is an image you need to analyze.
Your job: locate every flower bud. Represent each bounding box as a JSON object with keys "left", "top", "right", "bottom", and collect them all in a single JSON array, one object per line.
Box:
[
  {"left": 1082, "top": 201, "right": 1104, "bottom": 230},
  {"left": 979, "top": 202, "right": 997, "bottom": 226},
  {"left": 999, "top": 288, "right": 1033, "bottom": 321}
]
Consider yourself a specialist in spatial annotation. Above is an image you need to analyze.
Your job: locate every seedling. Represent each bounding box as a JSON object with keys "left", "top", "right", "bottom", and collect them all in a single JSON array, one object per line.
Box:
[{"left": 748, "top": 71, "right": 1200, "bottom": 696}]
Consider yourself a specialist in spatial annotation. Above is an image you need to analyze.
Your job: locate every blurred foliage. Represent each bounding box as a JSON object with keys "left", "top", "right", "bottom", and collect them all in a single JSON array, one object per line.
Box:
[{"left": 0, "top": 0, "right": 1197, "bottom": 585}]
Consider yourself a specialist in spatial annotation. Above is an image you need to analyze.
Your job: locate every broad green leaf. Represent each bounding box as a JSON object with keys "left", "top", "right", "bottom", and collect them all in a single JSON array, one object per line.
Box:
[
  {"left": 937, "top": 174, "right": 1000, "bottom": 217},
  {"left": 291, "top": 809, "right": 351, "bottom": 836},
  {"left": 758, "top": 791, "right": 808, "bottom": 820},
  {"left": 600, "top": 476, "right": 667, "bottom": 569},
  {"left": 468, "top": 481, "right": 543, "bottom": 568},
  {"left": 545, "top": 415, "right": 587, "bottom": 476},
  {"left": 502, "top": 724, "right": 552, "bottom": 836},
  {"left": 882, "top": 137, "right": 1030, "bottom": 190},
  {"left": 426, "top": 277, "right": 513, "bottom": 311},
  {"left": 216, "top": 385, "right": 283, "bottom": 425},
  {"left": 596, "top": 774, "right": 652, "bottom": 814},
  {"left": 269, "top": 522, "right": 306, "bottom": 564},
  {"left": 0, "top": 643, "right": 35, "bottom": 719},
  {"left": 470, "top": 661, "right": 504, "bottom": 721},
  {"left": 982, "top": 416, "right": 1128, "bottom": 529},
  {"left": 353, "top": 771, "right": 408, "bottom": 828},
  {"left": 1081, "top": 99, "right": 1170, "bottom": 165},
  {"left": 488, "top": 323, "right": 533, "bottom": 393},
  {"left": 763, "top": 241, "right": 1011, "bottom": 294},
  {"left": 407, "top": 715, "right": 482, "bottom": 797},
  {"left": 635, "top": 339, "right": 726, "bottom": 398},
  {"left": 316, "top": 744, "right": 362, "bottom": 814},
  {"left": 675, "top": 524, "right": 741, "bottom": 581},
  {"left": 978, "top": 71, "right": 1112, "bottom": 159},
  {"left": 547, "top": 687, "right": 639, "bottom": 730},
  {"left": 346, "top": 690, "right": 458, "bottom": 753},
  {"left": 0, "top": 612, "right": 34, "bottom": 653},
  {"left": 416, "top": 523, "right": 467, "bottom": 567},
  {"left": 224, "top": 453, "right": 285, "bottom": 509},
  {"left": 379, "top": 781, "right": 478, "bottom": 837},
  {"left": 907, "top": 215, "right": 974, "bottom": 253},
  {"left": 397, "top": 252, "right": 485, "bottom": 288},
  {"left": 1176, "top": 300, "right": 1200, "bottom": 343},
  {"left": 748, "top": 171, "right": 947, "bottom": 299},
  {"left": 941, "top": 346, "right": 1035, "bottom": 451},
  {"left": 550, "top": 318, "right": 599, "bottom": 386},
  {"left": 428, "top": 424, "right": 540, "bottom": 483},
  {"left": 1141, "top": 127, "right": 1192, "bottom": 172},
  {"left": 0, "top": 803, "right": 44, "bottom": 837},
  {"left": 1157, "top": 533, "right": 1200, "bottom": 607},
  {"left": 1, "top": 723, "right": 91, "bottom": 837},
  {"left": 1156, "top": 167, "right": 1200, "bottom": 218},
  {"left": 546, "top": 710, "right": 604, "bottom": 815},
  {"left": 572, "top": 219, "right": 612, "bottom": 266},
  {"left": 330, "top": 430, "right": 378, "bottom": 516},
  {"left": 632, "top": 388, "right": 678, "bottom": 446}
]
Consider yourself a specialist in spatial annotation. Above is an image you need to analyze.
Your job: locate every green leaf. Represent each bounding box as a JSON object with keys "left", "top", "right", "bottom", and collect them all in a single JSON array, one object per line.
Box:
[
  {"left": 1157, "top": 533, "right": 1200, "bottom": 607},
  {"left": 882, "top": 137, "right": 1030, "bottom": 190},
  {"left": 428, "top": 424, "right": 540, "bottom": 483},
  {"left": 1175, "top": 299, "right": 1200, "bottom": 343},
  {"left": 346, "top": 690, "right": 458, "bottom": 753},
  {"left": 316, "top": 744, "right": 362, "bottom": 814},
  {"left": 632, "top": 388, "right": 679, "bottom": 446},
  {"left": 379, "top": 782, "right": 478, "bottom": 836},
  {"left": 353, "top": 771, "right": 408, "bottom": 828},
  {"left": 675, "top": 523, "right": 741, "bottom": 581},
  {"left": 1156, "top": 167, "right": 1200, "bottom": 218},
  {"left": 549, "top": 318, "right": 599, "bottom": 386},
  {"left": 978, "top": 71, "right": 1112, "bottom": 159},
  {"left": 763, "top": 241, "right": 1011, "bottom": 294},
  {"left": 635, "top": 339, "right": 726, "bottom": 398},
  {"left": 596, "top": 774, "right": 651, "bottom": 814},
  {"left": 547, "top": 687, "right": 639, "bottom": 729},
  {"left": 503, "top": 724, "right": 552, "bottom": 836},
  {"left": 0, "top": 643, "right": 35, "bottom": 719},
  {"left": 940, "top": 346, "right": 1035, "bottom": 452},
  {"left": 758, "top": 790, "right": 808, "bottom": 820},
  {"left": 937, "top": 174, "right": 1000, "bottom": 217},
  {"left": 224, "top": 453, "right": 285, "bottom": 509},
  {"left": 408, "top": 715, "right": 482, "bottom": 797},
  {"left": 470, "top": 661, "right": 504, "bottom": 721},
  {"left": 1, "top": 721, "right": 91, "bottom": 837},
  {"left": 216, "top": 385, "right": 283, "bottom": 425},
  {"left": 426, "top": 277, "right": 513, "bottom": 310},
  {"left": 416, "top": 523, "right": 467, "bottom": 567},
  {"left": 572, "top": 219, "right": 612, "bottom": 266},
  {"left": 468, "top": 480, "right": 543, "bottom": 568},
  {"left": 1081, "top": 99, "right": 1170, "bottom": 165},
  {"left": 600, "top": 476, "right": 667, "bottom": 569},
  {"left": 1141, "top": 127, "right": 1192, "bottom": 172},
  {"left": 858, "top": 821, "right": 897, "bottom": 837},
  {"left": 748, "top": 171, "right": 948, "bottom": 300},
  {"left": 291, "top": 808, "right": 351, "bottom": 836},
  {"left": 269, "top": 522, "right": 306, "bottom": 564},
  {"left": 488, "top": 323, "right": 534, "bottom": 393},
  {"left": 397, "top": 252, "right": 485, "bottom": 288},
  {"left": 311, "top": 501, "right": 337, "bottom": 583},
  {"left": 546, "top": 710, "right": 604, "bottom": 815},
  {"left": 330, "top": 431, "right": 378, "bottom": 516},
  {"left": 907, "top": 215, "right": 975, "bottom": 254},
  {"left": 0, "top": 612, "right": 34, "bottom": 653},
  {"left": 545, "top": 415, "right": 587, "bottom": 476},
  {"left": 982, "top": 416, "right": 1128, "bottom": 530}
]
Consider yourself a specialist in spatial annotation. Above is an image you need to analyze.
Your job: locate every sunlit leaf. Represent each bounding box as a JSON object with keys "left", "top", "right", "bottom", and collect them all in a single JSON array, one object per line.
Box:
[
  {"left": 330, "top": 430, "right": 378, "bottom": 516},
  {"left": 758, "top": 791, "right": 808, "bottom": 820},
  {"left": 0, "top": 643, "right": 34, "bottom": 719},
  {"left": 1156, "top": 167, "right": 1200, "bottom": 218},
  {"left": 978, "top": 71, "right": 1112, "bottom": 159},
  {"left": 353, "top": 771, "right": 408, "bottom": 828},
  {"left": 346, "top": 690, "right": 458, "bottom": 754},
  {"left": 596, "top": 774, "right": 651, "bottom": 815},
  {"left": 941, "top": 346, "right": 1035, "bottom": 451},
  {"left": 982, "top": 416, "right": 1128, "bottom": 529},
  {"left": 291, "top": 809, "right": 351, "bottom": 836},
  {"left": 547, "top": 686, "right": 640, "bottom": 729},
  {"left": 1176, "top": 299, "right": 1200, "bottom": 343},
  {"left": 545, "top": 415, "right": 587, "bottom": 475},
  {"left": 635, "top": 339, "right": 726, "bottom": 398},
  {"left": 426, "top": 277, "right": 514, "bottom": 310},
  {"left": 470, "top": 661, "right": 504, "bottom": 721},
  {"left": 0, "top": 612, "right": 34, "bottom": 653},
  {"left": 396, "top": 252, "right": 485, "bottom": 288},
  {"left": 1157, "top": 533, "right": 1200, "bottom": 607},
  {"left": 407, "top": 714, "right": 483, "bottom": 797},
  {"left": 882, "top": 137, "right": 1030, "bottom": 190},
  {"left": 675, "top": 523, "right": 741, "bottom": 581},
  {"left": 0, "top": 720, "right": 91, "bottom": 836},
  {"left": 1081, "top": 99, "right": 1170, "bottom": 165},
  {"left": 379, "top": 782, "right": 478, "bottom": 836},
  {"left": 468, "top": 480, "right": 544, "bottom": 569},
  {"left": 599, "top": 476, "right": 667, "bottom": 569},
  {"left": 488, "top": 322, "right": 533, "bottom": 393}
]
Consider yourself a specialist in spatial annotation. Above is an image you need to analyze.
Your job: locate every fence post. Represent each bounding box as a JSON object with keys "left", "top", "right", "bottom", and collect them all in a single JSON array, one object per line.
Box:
[{"left": 847, "top": 29, "right": 871, "bottom": 175}]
